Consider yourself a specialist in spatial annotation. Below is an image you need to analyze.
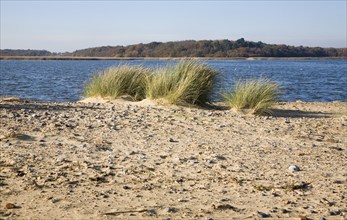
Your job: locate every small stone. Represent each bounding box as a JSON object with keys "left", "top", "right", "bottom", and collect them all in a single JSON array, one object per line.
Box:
[
  {"left": 3, "top": 143, "right": 11, "bottom": 147},
  {"left": 319, "top": 218, "right": 327, "bottom": 220},
  {"left": 175, "top": 178, "right": 184, "bottom": 183},
  {"left": 163, "top": 207, "right": 176, "bottom": 213},
  {"left": 123, "top": 185, "right": 131, "bottom": 190},
  {"left": 205, "top": 218, "right": 214, "bottom": 220},
  {"left": 60, "top": 114, "right": 69, "bottom": 119},
  {"left": 271, "top": 192, "right": 279, "bottom": 197},
  {"left": 147, "top": 209, "right": 156, "bottom": 216},
  {"left": 5, "top": 203, "right": 16, "bottom": 209},
  {"left": 206, "top": 159, "right": 216, "bottom": 164},
  {"left": 169, "top": 138, "right": 178, "bottom": 143},
  {"left": 214, "top": 204, "right": 238, "bottom": 211},
  {"left": 110, "top": 125, "right": 117, "bottom": 130},
  {"left": 32, "top": 127, "right": 41, "bottom": 132},
  {"left": 281, "top": 209, "right": 290, "bottom": 214},
  {"left": 51, "top": 198, "right": 61, "bottom": 203},
  {"left": 288, "top": 165, "right": 300, "bottom": 172},
  {"left": 128, "top": 151, "right": 137, "bottom": 155},
  {"left": 328, "top": 210, "right": 341, "bottom": 216},
  {"left": 257, "top": 212, "right": 271, "bottom": 218},
  {"left": 298, "top": 214, "right": 309, "bottom": 220},
  {"left": 56, "top": 156, "right": 67, "bottom": 163},
  {"left": 159, "top": 155, "right": 167, "bottom": 159}
]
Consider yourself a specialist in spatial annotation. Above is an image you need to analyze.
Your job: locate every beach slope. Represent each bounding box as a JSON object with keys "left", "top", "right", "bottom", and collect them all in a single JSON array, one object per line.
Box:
[{"left": 0, "top": 98, "right": 346, "bottom": 219}]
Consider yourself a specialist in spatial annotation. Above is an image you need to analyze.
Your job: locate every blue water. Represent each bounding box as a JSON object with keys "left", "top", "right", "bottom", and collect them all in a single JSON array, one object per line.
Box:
[{"left": 0, "top": 59, "right": 346, "bottom": 102}]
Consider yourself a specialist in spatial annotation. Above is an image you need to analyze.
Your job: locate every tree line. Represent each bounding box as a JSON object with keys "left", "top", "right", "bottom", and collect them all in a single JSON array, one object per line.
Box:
[
  {"left": 0, "top": 49, "right": 54, "bottom": 56},
  {"left": 1, "top": 39, "right": 346, "bottom": 57}
]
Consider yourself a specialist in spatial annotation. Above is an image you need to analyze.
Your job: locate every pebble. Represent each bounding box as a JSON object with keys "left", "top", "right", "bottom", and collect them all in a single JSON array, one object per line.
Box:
[
  {"left": 56, "top": 156, "right": 67, "bottom": 163},
  {"left": 281, "top": 209, "right": 290, "bottom": 214},
  {"left": 147, "top": 209, "right": 156, "bottom": 216},
  {"left": 5, "top": 203, "right": 16, "bottom": 209},
  {"left": 297, "top": 215, "right": 308, "bottom": 220},
  {"left": 214, "top": 204, "right": 237, "bottom": 211},
  {"left": 271, "top": 192, "right": 279, "bottom": 197},
  {"left": 163, "top": 207, "right": 176, "bottom": 213},
  {"left": 169, "top": 138, "right": 178, "bottom": 143},
  {"left": 257, "top": 212, "right": 271, "bottom": 218},
  {"left": 123, "top": 185, "right": 131, "bottom": 190},
  {"left": 328, "top": 210, "right": 341, "bottom": 216},
  {"left": 3, "top": 143, "right": 12, "bottom": 147},
  {"left": 205, "top": 218, "right": 214, "bottom": 220},
  {"left": 288, "top": 165, "right": 301, "bottom": 172}
]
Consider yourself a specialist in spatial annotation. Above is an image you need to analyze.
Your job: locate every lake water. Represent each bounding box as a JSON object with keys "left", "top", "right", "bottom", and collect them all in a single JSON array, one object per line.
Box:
[{"left": 0, "top": 59, "right": 346, "bottom": 102}]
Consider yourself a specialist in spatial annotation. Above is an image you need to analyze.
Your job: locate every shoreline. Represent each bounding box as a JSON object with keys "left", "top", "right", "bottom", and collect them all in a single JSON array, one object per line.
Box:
[
  {"left": 1, "top": 56, "right": 347, "bottom": 60},
  {"left": 0, "top": 96, "right": 346, "bottom": 107},
  {"left": 1, "top": 97, "right": 346, "bottom": 219}
]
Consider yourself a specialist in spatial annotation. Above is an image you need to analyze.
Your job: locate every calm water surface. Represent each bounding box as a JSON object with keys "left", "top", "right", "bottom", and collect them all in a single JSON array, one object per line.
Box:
[{"left": 0, "top": 60, "right": 346, "bottom": 102}]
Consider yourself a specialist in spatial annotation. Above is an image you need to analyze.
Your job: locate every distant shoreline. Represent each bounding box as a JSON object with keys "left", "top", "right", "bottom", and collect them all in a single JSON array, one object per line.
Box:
[{"left": 1, "top": 56, "right": 346, "bottom": 60}]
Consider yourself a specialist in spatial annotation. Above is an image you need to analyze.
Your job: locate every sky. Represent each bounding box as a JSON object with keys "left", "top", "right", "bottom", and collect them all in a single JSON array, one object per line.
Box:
[{"left": 1, "top": 0, "right": 346, "bottom": 52}]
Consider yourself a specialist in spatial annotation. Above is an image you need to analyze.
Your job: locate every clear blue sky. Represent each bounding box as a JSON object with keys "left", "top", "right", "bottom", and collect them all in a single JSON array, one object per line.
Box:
[{"left": 1, "top": 0, "right": 346, "bottom": 52}]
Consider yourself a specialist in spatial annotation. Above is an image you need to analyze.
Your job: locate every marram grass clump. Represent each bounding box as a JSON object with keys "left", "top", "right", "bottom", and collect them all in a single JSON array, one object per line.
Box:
[
  {"left": 83, "top": 65, "right": 149, "bottom": 101},
  {"left": 222, "top": 78, "right": 280, "bottom": 115},
  {"left": 146, "top": 61, "right": 218, "bottom": 105}
]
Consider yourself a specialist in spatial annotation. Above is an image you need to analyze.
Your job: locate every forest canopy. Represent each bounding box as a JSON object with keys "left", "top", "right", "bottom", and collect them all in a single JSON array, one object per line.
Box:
[{"left": 1, "top": 39, "right": 346, "bottom": 58}]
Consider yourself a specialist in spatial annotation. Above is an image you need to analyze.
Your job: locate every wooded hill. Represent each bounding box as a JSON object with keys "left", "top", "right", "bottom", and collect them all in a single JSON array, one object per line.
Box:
[
  {"left": 0, "top": 49, "right": 54, "bottom": 56},
  {"left": 2, "top": 39, "right": 346, "bottom": 57}
]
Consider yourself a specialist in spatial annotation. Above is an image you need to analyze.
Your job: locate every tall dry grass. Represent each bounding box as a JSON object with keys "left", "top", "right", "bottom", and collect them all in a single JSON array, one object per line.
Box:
[
  {"left": 222, "top": 78, "right": 280, "bottom": 115},
  {"left": 146, "top": 61, "right": 218, "bottom": 105},
  {"left": 83, "top": 65, "right": 149, "bottom": 101}
]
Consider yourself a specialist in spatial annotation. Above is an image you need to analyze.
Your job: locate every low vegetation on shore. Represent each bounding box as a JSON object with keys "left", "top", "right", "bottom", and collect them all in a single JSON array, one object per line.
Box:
[
  {"left": 84, "top": 61, "right": 281, "bottom": 114},
  {"left": 222, "top": 79, "right": 280, "bottom": 115},
  {"left": 146, "top": 62, "right": 218, "bottom": 105},
  {"left": 84, "top": 61, "right": 218, "bottom": 105},
  {"left": 83, "top": 65, "right": 148, "bottom": 101}
]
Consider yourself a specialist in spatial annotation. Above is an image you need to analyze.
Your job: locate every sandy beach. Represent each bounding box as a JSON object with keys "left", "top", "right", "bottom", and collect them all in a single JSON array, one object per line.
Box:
[{"left": 0, "top": 97, "right": 346, "bottom": 219}]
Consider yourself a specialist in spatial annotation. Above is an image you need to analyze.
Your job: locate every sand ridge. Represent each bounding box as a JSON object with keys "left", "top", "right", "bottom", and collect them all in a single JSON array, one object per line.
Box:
[{"left": 0, "top": 98, "right": 346, "bottom": 219}]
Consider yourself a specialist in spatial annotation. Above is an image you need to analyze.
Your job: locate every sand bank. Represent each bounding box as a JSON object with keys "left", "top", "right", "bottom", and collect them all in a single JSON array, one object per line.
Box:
[{"left": 0, "top": 97, "right": 346, "bottom": 219}]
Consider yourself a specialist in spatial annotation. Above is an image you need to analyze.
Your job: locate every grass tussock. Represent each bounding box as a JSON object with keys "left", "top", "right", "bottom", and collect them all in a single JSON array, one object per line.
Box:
[
  {"left": 83, "top": 65, "right": 149, "bottom": 101},
  {"left": 145, "top": 61, "right": 218, "bottom": 105},
  {"left": 222, "top": 78, "right": 280, "bottom": 115}
]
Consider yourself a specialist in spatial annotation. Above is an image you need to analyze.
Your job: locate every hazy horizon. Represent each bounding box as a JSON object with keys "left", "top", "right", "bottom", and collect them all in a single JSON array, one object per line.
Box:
[{"left": 1, "top": 1, "right": 346, "bottom": 52}]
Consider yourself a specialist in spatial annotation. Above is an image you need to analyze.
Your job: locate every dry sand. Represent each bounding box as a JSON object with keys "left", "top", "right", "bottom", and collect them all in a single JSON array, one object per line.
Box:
[{"left": 0, "top": 97, "right": 346, "bottom": 219}]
